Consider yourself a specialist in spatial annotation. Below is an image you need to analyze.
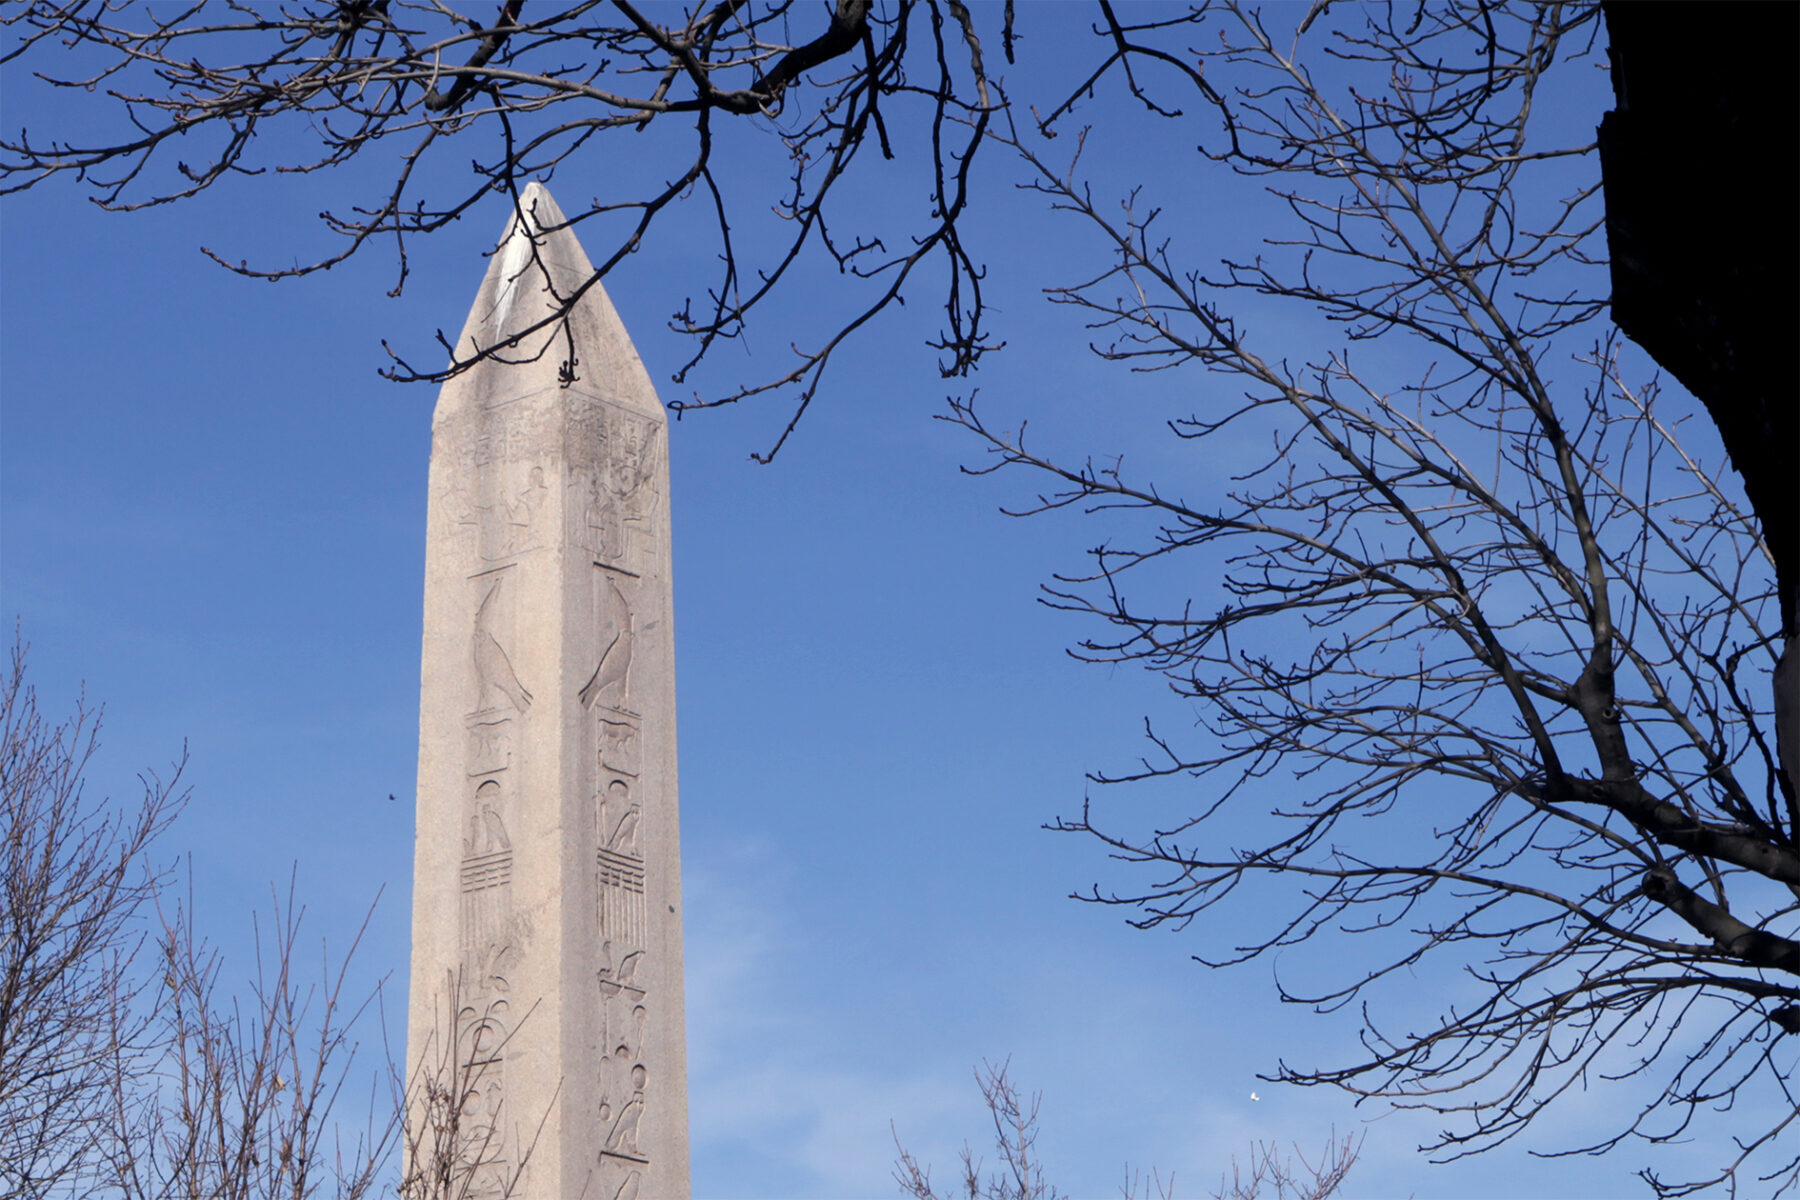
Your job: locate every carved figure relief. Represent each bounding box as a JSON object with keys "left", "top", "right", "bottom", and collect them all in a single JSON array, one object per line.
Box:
[
  {"left": 472, "top": 577, "right": 533, "bottom": 714},
  {"left": 440, "top": 483, "right": 482, "bottom": 550},
  {"left": 441, "top": 452, "right": 557, "bottom": 565},
  {"left": 578, "top": 476, "right": 625, "bottom": 564},
  {"left": 580, "top": 574, "right": 635, "bottom": 713},
  {"left": 571, "top": 404, "right": 661, "bottom": 566},
  {"left": 502, "top": 465, "right": 550, "bottom": 556},
  {"left": 607, "top": 417, "right": 661, "bottom": 566}
]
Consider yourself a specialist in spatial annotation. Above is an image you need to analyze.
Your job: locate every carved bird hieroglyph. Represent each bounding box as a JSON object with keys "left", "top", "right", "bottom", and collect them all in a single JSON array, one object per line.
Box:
[
  {"left": 580, "top": 576, "right": 634, "bottom": 710},
  {"left": 597, "top": 940, "right": 643, "bottom": 998},
  {"left": 473, "top": 579, "right": 533, "bottom": 712}
]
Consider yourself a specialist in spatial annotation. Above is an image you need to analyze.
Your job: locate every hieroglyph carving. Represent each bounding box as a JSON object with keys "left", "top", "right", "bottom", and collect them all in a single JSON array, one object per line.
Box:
[
  {"left": 472, "top": 574, "right": 532, "bottom": 714},
  {"left": 595, "top": 692, "right": 650, "bottom": 1186},
  {"left": 456, "top": 946, "right": 522, "bottom": 1198},
  {"left": 456, "top": 711, "right": 522, "bottom": 1197},
  {"left": 596, "top": 934, "right": 650, "bottom": 1180},
  {"left": 596, "top": 783, "right": 646, "bottom": 947},
  {"left": 594, "top": 709, "right": 646, "bottom": 949},
  {"left": 581, "top": 572, "right": 636, "bottom": 714},
  {"left": 457, "top": 1076, "right": 510, "bottom": 1200},
  {"left": 463, "top": 778, "right": 513, "bottom": 892},
  {"left": 467, "top": 716, "right": 513, "bottom": 776},
  {"left": 572, "top": 404, "right": 662, "bottom": 568},
  {"left": 598, "top": 713, "right": 641, "bottom": 778},
  {"left": 441, "top": 453, "right": 556, "bottom": 565},
  {"left": 463, "top": 704, "right": 515, "bottom": 886},
  {"left": 450, "top": 923, "right": 524, "bottom": 1200}
]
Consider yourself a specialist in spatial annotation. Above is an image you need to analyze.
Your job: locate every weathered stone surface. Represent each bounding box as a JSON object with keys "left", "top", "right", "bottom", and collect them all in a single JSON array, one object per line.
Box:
[{"left": 408, "top": 182, "right": 689, "bottom": 1200}]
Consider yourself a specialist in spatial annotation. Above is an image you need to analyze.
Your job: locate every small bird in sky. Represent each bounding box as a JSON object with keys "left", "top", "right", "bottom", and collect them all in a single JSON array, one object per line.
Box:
[{"left": 1250, "top": 1092, "right": 1260, "bottom": 1101}]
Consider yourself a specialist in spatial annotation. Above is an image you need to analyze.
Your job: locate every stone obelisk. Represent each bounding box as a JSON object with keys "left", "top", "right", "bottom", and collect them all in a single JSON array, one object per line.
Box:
[{"left": 408, "top": 182, "right": 688, "bottom": 1200}]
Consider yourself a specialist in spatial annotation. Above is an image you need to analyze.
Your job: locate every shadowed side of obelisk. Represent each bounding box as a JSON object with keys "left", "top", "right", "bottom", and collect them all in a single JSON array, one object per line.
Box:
[{"left": 408, "top": 183, "right": 688, "bottom": 1200}]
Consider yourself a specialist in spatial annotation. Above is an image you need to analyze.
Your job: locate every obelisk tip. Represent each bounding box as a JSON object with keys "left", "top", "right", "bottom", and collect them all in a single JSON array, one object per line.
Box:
[{"left": 443, "top": 181, "right": 662, "bottom": 418}]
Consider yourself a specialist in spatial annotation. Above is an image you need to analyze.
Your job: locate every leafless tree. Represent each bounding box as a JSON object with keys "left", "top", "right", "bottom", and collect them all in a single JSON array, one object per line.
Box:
[
  {"left": 1208, "top": 1134, "right": 1358, "bottom": 1200},
  {"left": 6, "top": 3, "right": 1795, "bottom": 1195},
  {"left": 0, "top": 641, "right": 183, "bottom": 1199},
  {"left": 396, "top": 977, "right": 545, "bottom": 1200},
  {"left": 0, "top": 641, "right": 523, "bottom": 1199},
  {"left": 935, "top": 4, "right": 1794, "bottom": 1196},
  {"left": 100, "top": 879, "right": 401, "bottom": 1200},
  {"left": 894, "top": 1062, "right": 1064, "bottom": 1200},
  {"left": 892, "top": 1060, "right": 1357, "bottom": 1200},
  {"left": 114, "top": 898, "right": 547, "bottom": 1200}
]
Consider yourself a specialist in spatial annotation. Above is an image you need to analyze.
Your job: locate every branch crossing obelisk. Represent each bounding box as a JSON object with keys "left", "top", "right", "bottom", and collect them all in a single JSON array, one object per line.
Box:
[{"left": 408, "top": 182, "right": 688, "bottom": 1200}]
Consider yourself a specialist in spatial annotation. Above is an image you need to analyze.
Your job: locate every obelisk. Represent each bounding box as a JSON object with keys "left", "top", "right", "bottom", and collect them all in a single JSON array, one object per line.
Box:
[{"left": 407, "top": 182, "right": 688, "bottom": 1200}]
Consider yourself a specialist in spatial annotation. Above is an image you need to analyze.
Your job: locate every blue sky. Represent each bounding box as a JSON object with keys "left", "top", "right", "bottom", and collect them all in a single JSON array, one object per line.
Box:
[{"left": 0, "top": 8, "right": 1759, "bottom": 1198}]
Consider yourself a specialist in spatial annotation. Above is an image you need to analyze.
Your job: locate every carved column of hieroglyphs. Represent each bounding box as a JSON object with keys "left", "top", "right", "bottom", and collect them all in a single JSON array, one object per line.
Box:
[{"left": 409, "top": 182, "right": 689, "bottom": 1200}]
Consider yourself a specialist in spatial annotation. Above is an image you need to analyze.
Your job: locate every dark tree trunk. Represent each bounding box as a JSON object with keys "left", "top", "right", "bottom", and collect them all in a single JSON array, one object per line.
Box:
[{"left": 1598, "top": 0, "right": 1800, "bottom": 804}]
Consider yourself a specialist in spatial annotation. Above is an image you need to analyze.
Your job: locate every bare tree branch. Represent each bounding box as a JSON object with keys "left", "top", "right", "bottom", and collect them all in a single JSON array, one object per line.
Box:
[
  {"left": 935, "top": 4, "right": 1793, "bottom": 1194},
  {"left": 1, "top": 0, "right": 1006, "bottom": 458}
]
